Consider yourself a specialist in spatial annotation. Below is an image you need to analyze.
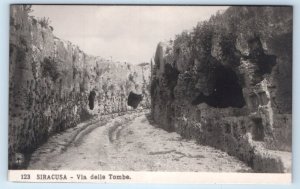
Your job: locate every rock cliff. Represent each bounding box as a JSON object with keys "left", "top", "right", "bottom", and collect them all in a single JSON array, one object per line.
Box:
[
  {"left": 151, "top": 6, "right": 292, "bottom": 172},
  {"left": 9, "top": 5, "right": 150, "bottom": 169}
]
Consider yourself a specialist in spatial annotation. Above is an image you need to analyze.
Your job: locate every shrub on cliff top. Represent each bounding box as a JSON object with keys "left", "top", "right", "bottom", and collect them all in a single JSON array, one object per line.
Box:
[
  {"left": 192, "top": 21, "right": 214, "bottom": 58},
  {"left": 38, "top": 17, "right": 50, "bottom": 28},
  {"left": 174, "top": 6, "right": 292, "bottom": 67},
  {"left": 23, "top": 5, "right": 33, "bottom": 13}
]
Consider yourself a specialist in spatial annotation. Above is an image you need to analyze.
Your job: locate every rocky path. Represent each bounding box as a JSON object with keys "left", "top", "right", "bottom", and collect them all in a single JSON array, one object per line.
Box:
[{"left": 28, "top": 113, "right": 252, "bottom": 172}]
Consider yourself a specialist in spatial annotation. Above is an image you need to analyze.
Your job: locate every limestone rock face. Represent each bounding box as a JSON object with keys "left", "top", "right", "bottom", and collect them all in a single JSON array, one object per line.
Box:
[
  {"left": 151, "top": 6, "right": 292, "bottom": 172},
  {"left": 9, "top": 5, "right": 150, "bottom": 168}
]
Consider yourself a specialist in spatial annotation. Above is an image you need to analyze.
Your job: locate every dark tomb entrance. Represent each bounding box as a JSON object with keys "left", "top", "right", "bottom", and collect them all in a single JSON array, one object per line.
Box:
[
  {"left": 88, "top": 90, "right": 96, "bottom": 110},
  {"left": 127, "top": 91, "right": 143, "bottom": 109}
]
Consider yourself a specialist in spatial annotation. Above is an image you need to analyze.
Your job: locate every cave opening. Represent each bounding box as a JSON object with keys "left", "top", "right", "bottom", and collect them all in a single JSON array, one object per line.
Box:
[
  {"left": 192, "top": 65, "right": 245, "bottom": 108},
  {"left": 88, "top": 90, "right": 96, "bottom": 110},
  {"left": 127, "top": 91, "right": 143, "bottom": 109},
  {"left": 248, "top": 36, "right": 277, "bottom": 75}
]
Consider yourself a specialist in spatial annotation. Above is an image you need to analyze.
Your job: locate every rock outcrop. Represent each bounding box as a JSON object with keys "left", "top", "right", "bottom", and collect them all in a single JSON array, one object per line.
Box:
[
  {"left": 9, "top": 5, "right": 150, "bottom": 169},
  {"left": 151, "top": 6, "right": 292, "bottom": 172}
]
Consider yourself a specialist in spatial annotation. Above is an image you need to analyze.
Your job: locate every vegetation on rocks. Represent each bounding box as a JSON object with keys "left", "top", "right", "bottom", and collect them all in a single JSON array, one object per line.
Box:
[
  {"left": 9, "top": 5, "right": 151, "bottom": 169},
  {"left": 151, "top": 6, "right": 292, "bottom": 173}
]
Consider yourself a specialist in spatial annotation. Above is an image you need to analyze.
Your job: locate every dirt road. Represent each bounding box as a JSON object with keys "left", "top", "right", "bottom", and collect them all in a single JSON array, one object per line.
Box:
[{"left": 28, "top": 113, "right": 252, "bottom": 172}]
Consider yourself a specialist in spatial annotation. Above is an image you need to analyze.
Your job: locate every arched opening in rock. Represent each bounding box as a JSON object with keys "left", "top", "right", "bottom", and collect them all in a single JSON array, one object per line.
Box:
[
  {"left": 192, "top": 65, "right": 245, "bottom": 108},
  {"left": 248, "top": 36, "right": 277, "bottom": 75},
  {"left": 127, "top": 91, "right": 143, "bottom": 109},
  {"left": 88, "top": 90, "right": 96, "bottom": 110}
]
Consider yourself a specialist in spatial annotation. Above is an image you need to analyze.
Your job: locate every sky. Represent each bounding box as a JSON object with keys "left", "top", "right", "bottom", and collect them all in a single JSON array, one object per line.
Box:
[{"left": 31, "top": 5, "right": 228, "bottom": 64}]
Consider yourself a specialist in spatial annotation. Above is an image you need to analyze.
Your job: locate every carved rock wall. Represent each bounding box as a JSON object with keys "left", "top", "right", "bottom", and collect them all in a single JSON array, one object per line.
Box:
[
  {"left": 9, "top": 5, "right": 150, "bottom": 168},
  {"left": 151, "top": 6, "right": 292, "bottom": 172}
]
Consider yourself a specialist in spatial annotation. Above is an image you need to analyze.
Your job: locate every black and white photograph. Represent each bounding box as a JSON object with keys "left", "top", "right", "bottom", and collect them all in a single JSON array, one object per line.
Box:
[{"left": 8, "top": 4, "right": 292, "bottom": 183}]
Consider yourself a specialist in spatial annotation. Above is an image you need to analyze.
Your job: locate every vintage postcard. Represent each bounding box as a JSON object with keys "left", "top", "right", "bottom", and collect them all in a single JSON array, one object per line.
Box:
[{"left": 8, "top": 4, "right": 292, "bottom": 184}]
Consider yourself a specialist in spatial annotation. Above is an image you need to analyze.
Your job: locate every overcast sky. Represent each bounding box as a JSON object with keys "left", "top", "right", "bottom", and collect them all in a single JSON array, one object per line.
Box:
[{"left": 31, "top": 5, "right": 228, "bottom": 64}]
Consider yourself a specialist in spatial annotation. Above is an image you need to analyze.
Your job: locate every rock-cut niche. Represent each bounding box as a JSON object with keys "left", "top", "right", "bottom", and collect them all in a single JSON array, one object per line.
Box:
[
  {"left": 88, "top": 90, "right": 96, "bottom": 110},
  {"left": 192, "top": 65, "right": 246, "bottom": 108},
  {"left": 127, "top": 91, "right": 143, "bottom": 109}
]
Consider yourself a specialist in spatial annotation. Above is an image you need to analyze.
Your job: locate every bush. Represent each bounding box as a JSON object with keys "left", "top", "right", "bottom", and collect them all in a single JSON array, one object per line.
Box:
[
  {"left": 128, "top": 73, "right": 134, "bottom": 82},
  {"left": 38, "top": 17, "right": 50, "bottom": 28},
  {"left": 191, "top": 21, "right": 214, "bottom": 60},
  {"left": 23, "top": 5, "right": 33, "bottom": 13},
  {"left": 41, "top": 57, "right": 60, "bottom": 81}
]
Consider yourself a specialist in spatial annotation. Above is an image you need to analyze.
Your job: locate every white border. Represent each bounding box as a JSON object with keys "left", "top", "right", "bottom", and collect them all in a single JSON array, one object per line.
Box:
[
  {"left": 8, "top": 170, "right": 292, "bottom": 184},
  {"left": 1, "top": 1, "right": 298, "bottom": 188}
]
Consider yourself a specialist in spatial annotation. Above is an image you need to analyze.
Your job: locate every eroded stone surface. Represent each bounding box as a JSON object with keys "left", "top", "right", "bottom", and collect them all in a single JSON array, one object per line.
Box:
[
  {"left": 9, "top": 5, "right": 151, "bottom": 169},
  {"left": 151, "top": 6, "right": 292, "bottom": 173}
]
